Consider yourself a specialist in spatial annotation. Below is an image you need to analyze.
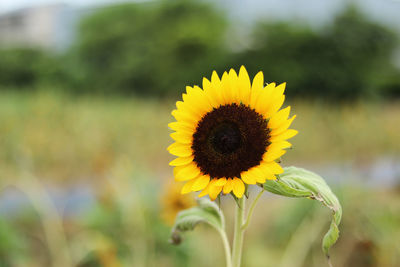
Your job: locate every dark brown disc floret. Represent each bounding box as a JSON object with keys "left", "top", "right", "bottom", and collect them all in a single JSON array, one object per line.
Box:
[{"left": 192, "top": 103, "right": 270, "bottom": 178}]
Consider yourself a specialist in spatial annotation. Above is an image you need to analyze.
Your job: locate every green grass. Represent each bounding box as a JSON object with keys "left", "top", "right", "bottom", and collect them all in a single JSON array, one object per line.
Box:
[
  {"left": 288, "top": 99, "right": 400, "bottom": 163},
  {"left": 0, "top": 90, "right": 173, "bottom": 183},
  {"left": 0, "top": 91, "right": 398, "bottom": 184}
]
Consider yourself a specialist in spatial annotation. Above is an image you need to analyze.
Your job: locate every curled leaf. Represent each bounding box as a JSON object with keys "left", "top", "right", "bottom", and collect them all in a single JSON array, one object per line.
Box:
[
  {"left": 263, "top": 166, "right": 342, "bottom": 257},
  {"left": 170, "top": 198, "right": 225, "bottom": 244}
]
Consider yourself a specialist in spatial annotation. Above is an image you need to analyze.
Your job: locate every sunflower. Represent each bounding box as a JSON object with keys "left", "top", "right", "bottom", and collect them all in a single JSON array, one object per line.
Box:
[{"left": 168, "top": 66, "right": 297, "bottom": 200}]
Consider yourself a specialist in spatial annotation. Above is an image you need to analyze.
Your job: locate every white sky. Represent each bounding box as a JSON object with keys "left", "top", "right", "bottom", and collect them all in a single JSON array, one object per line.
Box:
[
  {"left": 0, "top": 0, "right": 119, "bottom": 13},
  {"left": 1, "top": 0, "right": 399, "bottom": 29}
]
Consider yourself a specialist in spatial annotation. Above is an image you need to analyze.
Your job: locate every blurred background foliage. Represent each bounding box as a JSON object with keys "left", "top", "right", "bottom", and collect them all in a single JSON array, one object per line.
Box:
[
  {"left": 0, "top": 48, "right": 62, "bottom": 89},
  {"left": 0, "top": 0, "right": 399, "bottom": 266},
  {"left": 239, "top": 7, "right": 400, "bottom": 100},
  {"left": 71, "top": 0, "right": 228, "bottom": 96},
  {"left": 0, "top": 1, "right": 399, "bottom": 99}
]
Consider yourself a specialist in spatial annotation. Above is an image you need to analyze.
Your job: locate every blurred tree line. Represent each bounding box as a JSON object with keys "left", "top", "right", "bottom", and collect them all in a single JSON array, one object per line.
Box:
[{"left": 0, "top": 0, "right": 399, "bottom": 99}]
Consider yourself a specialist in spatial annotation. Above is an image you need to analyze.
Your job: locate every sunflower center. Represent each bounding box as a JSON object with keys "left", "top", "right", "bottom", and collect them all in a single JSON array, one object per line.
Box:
[
  {"left": 211, "top": 122, "right": 241, "bottom": 154},
  {"left": 192, "top": 103, "right": 270, "bottom": 179}
]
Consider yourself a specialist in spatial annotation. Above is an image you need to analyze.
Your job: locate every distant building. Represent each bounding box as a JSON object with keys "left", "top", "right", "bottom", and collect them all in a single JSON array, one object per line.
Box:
[{"left": 0, "top": 4, "right": 78, "bottom": 51}]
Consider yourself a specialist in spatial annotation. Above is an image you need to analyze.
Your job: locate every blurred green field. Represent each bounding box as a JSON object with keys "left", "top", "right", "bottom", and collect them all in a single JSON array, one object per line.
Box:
[
  {"left": 0, "top": 90, "right": 399, "bottom": 183},
  {"left": 0, "top": 91, "right": 399, "bottom": 267}
]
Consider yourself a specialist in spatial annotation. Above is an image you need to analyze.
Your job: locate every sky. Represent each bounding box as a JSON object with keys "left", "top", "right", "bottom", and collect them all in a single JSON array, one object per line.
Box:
[
  {"left": 1, "top": 0, "right": 400, "bottom": 29},
  {"left": 0, "top": 0, "right": 129, "bottom": 13}
]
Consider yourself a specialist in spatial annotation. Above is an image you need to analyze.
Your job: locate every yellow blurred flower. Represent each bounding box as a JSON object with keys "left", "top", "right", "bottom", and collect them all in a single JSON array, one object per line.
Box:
[{"left": 161, "top": 182, "right": 196, "bottom": 225}]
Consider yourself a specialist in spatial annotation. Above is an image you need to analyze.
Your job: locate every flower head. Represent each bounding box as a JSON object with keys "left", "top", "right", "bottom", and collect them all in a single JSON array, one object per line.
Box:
[{"left": 168, "top": 66, "right": 297, "bottom": 200}]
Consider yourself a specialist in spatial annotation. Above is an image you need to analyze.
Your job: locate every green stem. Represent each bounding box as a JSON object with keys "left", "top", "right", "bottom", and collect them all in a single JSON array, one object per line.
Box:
[
  {"left": 232, "top": 196, "right": 246, "bottom": 267},
  {"left": 241, "top": 188, "right": 264, "bottom": 231},
  {"left": 218, "top": 229, "right": 233, "bottom": 267}
]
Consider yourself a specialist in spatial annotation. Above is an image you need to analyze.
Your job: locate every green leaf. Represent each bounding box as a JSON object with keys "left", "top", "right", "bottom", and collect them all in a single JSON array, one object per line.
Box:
[
  {"left": 263, "top": 166, "right": 342, "bottom": 257},
  {"left": 170, "top": 198, "right": 225, "bottom": 245}
]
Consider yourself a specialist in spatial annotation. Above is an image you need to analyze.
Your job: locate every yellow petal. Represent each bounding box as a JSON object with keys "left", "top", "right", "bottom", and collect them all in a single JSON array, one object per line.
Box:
[
  {"left": 256, "top": 164, "right": 276, "bottom": 180},
  {"left": 211, "top": 70, "right": 221, "bottom": 85},
  {"left": 228, "top": 68, "right": 240, "bottom": 104},
  {"left": 270, "top": 129, "right": 298, "bottom": 142},
  {"left": 171, "top": 109, "right": 198, "bottom": 124},
  {"left": 198, "top": 183, "right": 210, "bottom": 198},
  {"left": 168, "top": 122, "right": 195, "bottom": 132},
  {"left": 223, "top": 179, "right": 233, "bottom": 194},
  {"left": 256, "top": 176, "right": 266, "bottom": 184},
  {"left": 265, "top": 94, "right": 285, "bottom": 119},
  {"left": 266, "top": 82, "right": 286, "bottom": 105},
  {"left": 267, "top": 142, "right": 289, "bottom": 154},
  {"left": 170, "top": 132, "right": 192, "bottom": 144},
  {"left": 208, "top": 178, "right": 217, "bottom": 186},
  {"left": 181, "top": 179, "right": 197, "bottom": 194},
  {"left": 192, "top": 175, "right": 210, "bottom": 191},
  {"left": 167, "top": 142, "right": 192, "bottom": 157},
  {"left": 266, "top": 141, "right": 292, "bottom": 152},
  {"left": 272, "top": 82, "right": 286, "bottom": 98},
  {"left": 214, "top": 178, "right": 227, "bottom": 186},
  {"left": 232, "top": 178, "right": 245, "bottom": 198},
  {"left": 240, "top": 169, "right": 257, "bottom": 185},
  {"left": 260, "top": 161, "right": 284, "bottom": 174},
  {"left": 203, "top": 77, "right": 222, "bottom": 108},
  {"left": 238, "top": 66, "right": 251, "bottom": 105},
  {"left": 194, "top": 85, "right": 214, "bottom": 110},
  {"left": 250, "top": 71, "right": 264, "bottom": 108},
  {"left": 270, "top": 115, "right": 296, "bottom": 136},
  {"left": 174, "top": 164, "right": 200, "bottom": 181},
  {"left": 259, "top": 82, "right": 286, "bottom": 118},
  {"left": 275, "top": 141, "right": 292, "bottom": 149},
  {"left": 202, "top": 77, "right": 212, "bottom": 91},
  {"left": 252, "top": 71, "right": 264, "bottom": 90},
  {"left": 184, "top": 86, "right": 213, "bottom": 115},
  {"left": 209, "top": 185, "right": 223, "bottom": 200},
  {"left": 254, "top": 83, "right": 276, "bottom": 115},
  {"left": 268, "top": 106, "right": 291, "bottom": 129},
  {"left": 263, "top": 149, "right": 286, "bottom": 162},
  {"left": 169, "top": 156, "right": 194, "bottom": 166},
  {"left": 250, "top": 167, "right": 265, "bottom": 182},
  {"left": 220, "top": 71, "right": 231, "bottom": 104},
  {"left": 176, "top": 100, "right": 202, "bottom": 120},
  {"left": 210, "top": 70, "right": 222, "bottom": 103}
]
